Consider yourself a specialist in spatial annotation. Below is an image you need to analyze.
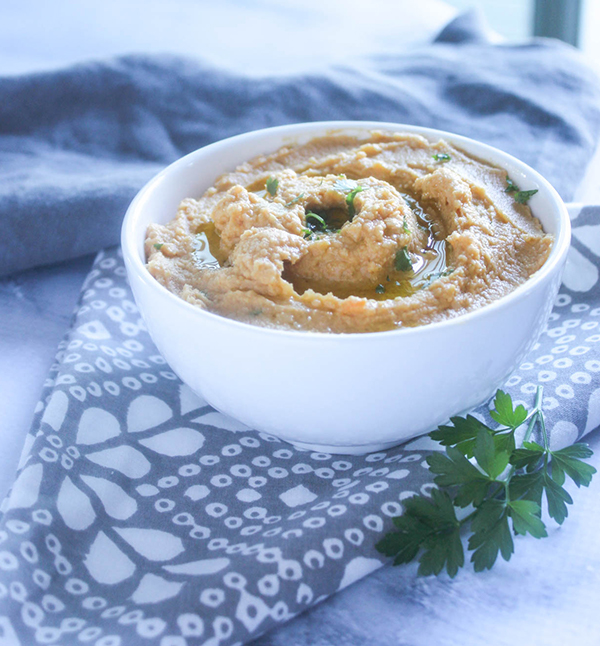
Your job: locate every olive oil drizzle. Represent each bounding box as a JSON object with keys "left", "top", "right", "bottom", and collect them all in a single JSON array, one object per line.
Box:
[
  {"left": 192, "top": 222, "right": 227, "bottom": 269},
  {"left": 289, "top": 192, "right": 450, "bottom": 301},
  {"left": 190, "top": 187, "right": 451, "bottom": 302}
]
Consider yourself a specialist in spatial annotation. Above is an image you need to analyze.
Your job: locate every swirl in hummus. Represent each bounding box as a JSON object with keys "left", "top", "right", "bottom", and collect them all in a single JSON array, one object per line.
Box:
[{"left": 145, "top": 132, "right": 553, "bottom": 333}]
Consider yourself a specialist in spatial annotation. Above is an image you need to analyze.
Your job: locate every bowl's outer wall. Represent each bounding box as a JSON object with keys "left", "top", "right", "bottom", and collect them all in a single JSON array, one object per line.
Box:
[{"left": 122, "top": 121, "right": 570, "bottom": 453}]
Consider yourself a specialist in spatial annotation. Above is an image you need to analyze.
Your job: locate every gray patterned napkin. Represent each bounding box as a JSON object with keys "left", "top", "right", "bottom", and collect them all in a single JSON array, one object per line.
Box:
[{"left": 1, "top": 204, "right": 600, "bottom": 646}]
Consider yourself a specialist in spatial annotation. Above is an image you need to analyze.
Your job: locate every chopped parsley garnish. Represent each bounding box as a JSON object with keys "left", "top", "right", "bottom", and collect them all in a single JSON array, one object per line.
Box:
[
  {"left": 285, "top": 193, "right": 304, "bottom": 207},
  {"left": 394, "top": 246, "right": 413, "bottom": 272},
  {"left": 302, "top": 210, "right": 342, "bottom": 237},
  {"left": 505, "top": 176, "right": 519, "bottom": 193},
  {"left": 302, "top": 228, "right": 314, "bottom": 240},
  {"left": 375, "top": 284, "right": 385, "bottom": 294},
  {"left": 403, "top": 216, "right": 410, "bottom": 234},
  {"left": 420, "top": 267, "right": 454, "bottom": 289},
  {"left": 346, "top": 186, "right": 364, "bottom": 219},
  {"left": 333, "top": 176, "right": 365, "bottom": 220},
  {"left": 153, "top": 243, "right": 163, "bottom": 250},
  {"left": 376, "top": 387, "right": 596, "bottom": 577},
  {"left": 305, "top": 212, "right": 327, "bottom": 230},
  {"left": 505, "top": 175, "right": 538, "bottom": 204},
  {"left": 514, "top": 189, "right": 538, "bottom": 204},
  {"left": 433, "top": 153, "right": 451, "bottom": 162},
  {"left": 266, "top": 176, "right": 279, "bottom": 196}
]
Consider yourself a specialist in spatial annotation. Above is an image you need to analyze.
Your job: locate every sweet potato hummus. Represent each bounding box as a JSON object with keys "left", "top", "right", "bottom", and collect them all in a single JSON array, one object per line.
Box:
[{"left": 145, "top": 132, "right": 553, "bottom": 333}]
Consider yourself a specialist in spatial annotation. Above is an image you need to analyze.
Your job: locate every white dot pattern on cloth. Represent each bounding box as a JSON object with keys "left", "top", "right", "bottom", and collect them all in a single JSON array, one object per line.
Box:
[{"left": 2, "top": 209, "right": 600, "bottom": 646}]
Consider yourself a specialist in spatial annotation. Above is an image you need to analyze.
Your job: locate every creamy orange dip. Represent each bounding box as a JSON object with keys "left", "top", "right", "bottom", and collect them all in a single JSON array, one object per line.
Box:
[{"left": 145, "top": 132, "right": 552, "bottom": 333}]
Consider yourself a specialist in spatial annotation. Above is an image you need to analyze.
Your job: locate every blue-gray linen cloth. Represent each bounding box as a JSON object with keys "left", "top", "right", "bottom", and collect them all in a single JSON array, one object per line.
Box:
[{"left": 2, "top": 12, "right": 600, "bottom": 646}]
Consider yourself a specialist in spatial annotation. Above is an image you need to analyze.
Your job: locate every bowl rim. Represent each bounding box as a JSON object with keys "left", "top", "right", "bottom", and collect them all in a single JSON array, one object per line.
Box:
[{"left": 121, "top": 120, "right": 571, "bottom": 341}]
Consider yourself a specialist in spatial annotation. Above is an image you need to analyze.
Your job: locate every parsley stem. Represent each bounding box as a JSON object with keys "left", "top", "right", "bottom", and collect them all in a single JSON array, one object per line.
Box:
[
  {"left": 514, "top": 407, "right": 542, "bottom": 430},
  {"left": 538, "top": 396, "right": 549, "bottom": 451},
  {"left": 523, "top": 385, "right": 544, "bottom": 445},
  {"left": 493, "top": 386, "right": 546, "bottom": 507},
  {"left": 502, "top": 386, "right": 544, "bottom": 489}
]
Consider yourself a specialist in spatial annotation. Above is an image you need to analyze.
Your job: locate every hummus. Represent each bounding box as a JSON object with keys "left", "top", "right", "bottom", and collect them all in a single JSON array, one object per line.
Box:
[{"left": 145, "top": 132, "right": 553, "bottom": 333}]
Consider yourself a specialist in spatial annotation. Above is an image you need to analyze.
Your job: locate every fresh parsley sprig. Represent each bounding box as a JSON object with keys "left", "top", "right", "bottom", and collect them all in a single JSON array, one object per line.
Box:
[{"left": 376, "top": 387, "right": 596, "bottom": 577}]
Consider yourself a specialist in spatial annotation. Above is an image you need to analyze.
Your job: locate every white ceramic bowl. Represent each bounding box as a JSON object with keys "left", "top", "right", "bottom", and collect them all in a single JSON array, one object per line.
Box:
[{"left": 121, "top": 121, "right": 570, "bottom": 455}]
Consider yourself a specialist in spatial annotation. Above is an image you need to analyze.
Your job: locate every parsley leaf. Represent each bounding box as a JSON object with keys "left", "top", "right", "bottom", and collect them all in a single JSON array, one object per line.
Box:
[
  {"left": 473, "top": 428, "right": 510, "bottom": 480},
  {"left": 543, "top": 471, "right": 572, "bottom": 524},
  {"left": 508, "top": 500, "right": 547, "bottom": 538},
  {"left": 550, "top": 443, "right": 596, "bottom": 488},
  {"left": 468, "top": 500, "right": 514, "bottom": 571},
  {"left": 490, "top": 390, "right": 527, "bottom": 429},
  {"left": 153, "top": 243, "right": 163, "bottom": 250},
  {"left": 493, "top": 430, "right": 517, "bottom": 456},
  {"left": 266, "top": 176, "right": 278, "bottom": 196},
  {"left": 509, "top": 470, "right": 544, "bottom": 506},
  {"left": 509, "top": 442, "right": 545, "bottom": 472},
  {"left": 514, "top": 189, "right": 538, "bottom": 204},
  {"left": 394, "top": 246, "right": 413, "bottom": 272},
  {"left": 346, "top": 186, "right": 364, "bottom": 219},
  {"left": 376, "top": 489, "right": 464, "bottom": 577},
  {"left": 433, "top": 153, "right": 451, "bottom": 162},
  {"left": 427, "top": 447, "right": 492, "bottom": 508},
  {"left": 505, "top": 176, "right": 519, "bottom": 193},
  {"left": 376, "top": 387, "right": 596, "bottom": 578},
  {"left": 505, "top": 176, "right": 538, "bottom": 204},
  {"left": 429, "top": 414, "right": 486, "bottom": 458}
]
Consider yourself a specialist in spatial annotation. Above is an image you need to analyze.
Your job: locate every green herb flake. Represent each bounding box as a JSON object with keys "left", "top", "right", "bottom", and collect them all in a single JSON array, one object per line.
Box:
[
  {"left": 332, "top": 177, "right": 365, "bottom": 220},
  {"left": 403, "top": 216, "right": 410, "bottom": 234},
  {"left": 285, "top": 192, "right": 304, "bottom": 207},
  {"left": 153, "top": 243, "right": 163, "bottom": 250},
  {"left": 505, "top": 176, "right": 538, "bottom": 204},
  {"left": 346, "top": 186, "right": 364, "bottom": 219},
  {"left": 514, "top": 189, "right": 538, "bottom": 204},
  {"left": 301, "top": 228, "right": 314, "bottom": 240},
  {"left": 305, "top": 212, "right": 327, "bottom": 230},
  {"left": 505, "top": 176, "right": 519, "bottom": 193},
  {"left": 375, "top": 284, "right": 385, "bottom": 294},
  {"left": 266, "top": 176, "right": 279, "bottom": 196},
  {"left": 419, "top": 267, "right": 454, "bottom": 290},
  {"left": 249, "top": 308, "right": 263, "bottom": 317},
  {"left": 433, "top": 153, "right": 451, "bottom": 163},
  {"left": 394, "top": 246, "right": 413, "bottom": 272},
  {"left": 376, "top": 386, "right": 596, "bottom": 578}
]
